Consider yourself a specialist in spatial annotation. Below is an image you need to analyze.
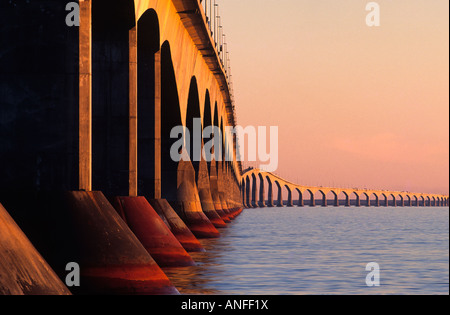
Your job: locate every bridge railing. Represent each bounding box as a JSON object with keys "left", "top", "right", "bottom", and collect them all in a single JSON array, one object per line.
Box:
[{"left": 200, "top": 0, "right": 241, "bottom": 175}]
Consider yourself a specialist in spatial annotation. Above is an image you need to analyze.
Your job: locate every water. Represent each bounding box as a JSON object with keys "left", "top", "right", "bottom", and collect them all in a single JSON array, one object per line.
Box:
[{"left": 163, "top": 207, "right": 449, "bottom": 295}]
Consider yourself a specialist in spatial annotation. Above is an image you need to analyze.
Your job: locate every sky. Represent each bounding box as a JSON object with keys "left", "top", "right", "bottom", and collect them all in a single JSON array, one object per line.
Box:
[{"left": 217, "top": 0, "right": 449, "bottom": 195}]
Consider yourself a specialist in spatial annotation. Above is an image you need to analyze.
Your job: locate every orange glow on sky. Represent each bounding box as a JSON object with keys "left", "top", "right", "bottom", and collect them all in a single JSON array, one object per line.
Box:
[{"left": 221, "top": 0, "right": 449, "bottom": 195}]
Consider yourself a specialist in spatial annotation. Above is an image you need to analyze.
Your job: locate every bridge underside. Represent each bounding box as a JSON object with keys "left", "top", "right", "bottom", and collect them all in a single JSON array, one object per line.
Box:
[{"left": 0, "top": 0, "right": 244, "bottom": 295}]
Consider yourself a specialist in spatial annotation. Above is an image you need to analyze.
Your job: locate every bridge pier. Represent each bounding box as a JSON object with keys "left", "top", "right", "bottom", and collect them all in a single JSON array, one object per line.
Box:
[
  {"left": 298, "top": 194, "right": 304, "bottom": 207},
  {"left": 251, "top": 174, "right": 258, "bottom": 208},
  {"left": 345, "top": 194, "right": 351, "bottom": 207},
  {"left": 0, "top": 204, "right": 71, "bottom": 295},
  {"left": 149, "top": 199, "right": 204, "bottom": 252},
  {"left": 176, "top": 159, "right": 220, "bottom": 239},
  {"left": 355, "top": 195, "right": 361, "bottom": 207},
  {"left": 196, "top": 157, "right": 227, "bottom": 228},
  {"left": 310, "top": 196, "right": 316, "bottom": 207},
  {"left": 334, "top": 194, "right": 339, "bottom": 207}
]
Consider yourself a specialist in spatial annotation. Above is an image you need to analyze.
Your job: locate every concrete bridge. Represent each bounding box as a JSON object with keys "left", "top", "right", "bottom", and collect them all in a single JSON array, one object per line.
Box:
[
  {"left": 242, "top": 169, "right": 449, "bottom": 208},
  {"left": 0, "top": 0, "right": 242, "bottom": 295}
]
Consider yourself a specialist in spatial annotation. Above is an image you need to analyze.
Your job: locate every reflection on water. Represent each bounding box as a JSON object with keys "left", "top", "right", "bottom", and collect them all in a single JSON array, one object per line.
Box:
[{"left": 163, "top": 207, "right": 449, "bottom": 295}]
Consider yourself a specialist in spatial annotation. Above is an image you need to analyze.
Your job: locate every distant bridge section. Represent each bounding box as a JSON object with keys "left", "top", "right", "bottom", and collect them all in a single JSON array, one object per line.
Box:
[{"left": 242, "top": 169, "right": 449, "bottom": 208}]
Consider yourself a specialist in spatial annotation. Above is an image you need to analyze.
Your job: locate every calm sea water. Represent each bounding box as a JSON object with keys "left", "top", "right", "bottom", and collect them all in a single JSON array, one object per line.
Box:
[{"left": 163, "top": 207, "right": 449, "bottom": 295}]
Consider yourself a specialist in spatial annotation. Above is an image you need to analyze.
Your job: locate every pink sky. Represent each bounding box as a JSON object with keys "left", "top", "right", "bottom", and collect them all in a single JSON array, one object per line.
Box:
[{"left": 220, "top": 0, "right": 449, "bottom": 195}]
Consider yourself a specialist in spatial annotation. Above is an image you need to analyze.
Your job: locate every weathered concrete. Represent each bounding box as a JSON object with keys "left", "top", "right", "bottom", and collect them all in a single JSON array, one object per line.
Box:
[
  {"left": 0, "top": 204, "right": 71, "bottom": 295},
  {"left": 111, "top": 196, "right": 196, "bottom": 267}
]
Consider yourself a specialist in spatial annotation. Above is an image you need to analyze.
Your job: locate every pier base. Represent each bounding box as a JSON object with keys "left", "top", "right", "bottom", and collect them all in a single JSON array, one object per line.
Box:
[
  {"left": 0, "top": 203, "right": 71, "bottom": 295},
  {"left": 111, "top": 196, "right": 195, "bottom": 267}
]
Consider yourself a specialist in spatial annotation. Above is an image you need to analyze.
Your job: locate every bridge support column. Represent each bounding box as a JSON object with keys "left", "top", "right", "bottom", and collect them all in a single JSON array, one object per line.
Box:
[
  {"left": 334, "top": 195, "right": 339, "bottom": 207},
  {"left": 310, "top": 195, "right": 316, "bottom": 207},
  {"left": 267, "top": 182, "right": 274, "bottom": 207},
  {"left": 33, "top": 191, "right": 178, "bottom": 294},
  {"left": 355, "top": 195, "right": 361, "bottom": 207},
  {"left": 128, "top": 25, "right": 138, "bottom": 197}
]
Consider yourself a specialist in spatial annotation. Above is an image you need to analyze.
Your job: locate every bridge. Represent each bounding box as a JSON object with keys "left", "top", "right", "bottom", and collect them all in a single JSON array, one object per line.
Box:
[
  {"left": 0, "top": 0, "right": 242, "bottom": 295},
  {"left": 0, "top": 0, "right": 448, "bottom": 296},
  {"left": 241, "top": 169, "right": 449, "bottom": 208}
]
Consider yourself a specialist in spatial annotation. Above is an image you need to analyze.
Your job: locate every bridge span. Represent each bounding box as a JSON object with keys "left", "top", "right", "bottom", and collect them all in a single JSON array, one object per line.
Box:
[{"left": 242, "top": 169, "right": 449, "bottom": 208}]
